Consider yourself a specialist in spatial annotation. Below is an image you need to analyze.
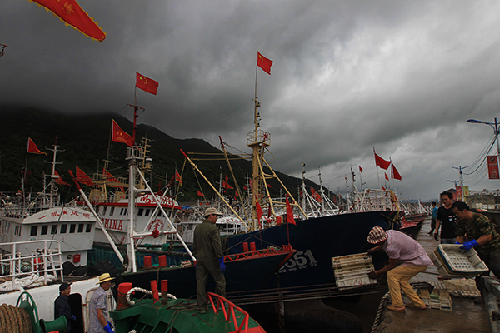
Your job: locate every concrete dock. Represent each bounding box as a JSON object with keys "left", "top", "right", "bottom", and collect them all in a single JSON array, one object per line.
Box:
[{"left": 373, "top": 218, "right": 491, "bottom": 332}]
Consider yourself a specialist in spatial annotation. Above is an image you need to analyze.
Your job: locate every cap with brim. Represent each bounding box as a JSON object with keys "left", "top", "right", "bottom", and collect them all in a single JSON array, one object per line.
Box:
[
  {"left": 204, "top": 207, "right": 223, "bottom": 217},
  {"left": 97, "top": 273, "right": 115, "bottom": 284},
  {"left": 367, "top": 226, "right": 388, "bottom": 244},
  {"left": 59, "top": 282, "right": 72, "bottom": 292}
]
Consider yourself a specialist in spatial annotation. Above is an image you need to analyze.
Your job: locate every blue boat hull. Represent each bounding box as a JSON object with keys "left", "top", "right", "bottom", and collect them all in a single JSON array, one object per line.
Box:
[{"left": 226, "top": 211, "right": 393, "bottom": 293}]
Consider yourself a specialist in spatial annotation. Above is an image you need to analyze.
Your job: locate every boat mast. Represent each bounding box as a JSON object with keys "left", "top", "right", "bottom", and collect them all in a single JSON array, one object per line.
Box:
[
  {"left": 318, "top": 166, "right": 325, "bottom": 213},
  {"left": 248, "top": 66, "right": 269, "bottom": 231},
  {"left": 301, "top": 163, "right": 306, "bottom": 212}
]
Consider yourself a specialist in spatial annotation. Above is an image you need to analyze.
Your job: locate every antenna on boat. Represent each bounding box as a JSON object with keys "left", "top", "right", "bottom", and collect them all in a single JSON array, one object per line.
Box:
[{"left": 0, "top": 44, "right": 6, "bottom": 57}]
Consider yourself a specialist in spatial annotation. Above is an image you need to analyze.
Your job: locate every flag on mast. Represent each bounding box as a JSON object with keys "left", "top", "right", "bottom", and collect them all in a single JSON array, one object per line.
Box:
[
  {"left": 111, "top": 120, "right": 134, "bottom": 146},
  {"left": 257, "top": 52, "right": 273, "bottom": 75},
  {"left": 373, "top": 148, "right": 390, "bottom": 170},
  {"left": 285, "top": 196, "right": 296, "bottom": 225},
  {"left": 175, "top": 170, "right": 182, "bottom": 186},
  {"left": 136, "top": 72, "right": 159, "bottom": 95},
  {"left": 27, "top": 137, "right": 46, "bottom": 155},
  {"left": 391, "top": 163, "right": 402, "bottom": 180},
  {"left": 28, "top": 0, "right": 106, "bottom": 41}
]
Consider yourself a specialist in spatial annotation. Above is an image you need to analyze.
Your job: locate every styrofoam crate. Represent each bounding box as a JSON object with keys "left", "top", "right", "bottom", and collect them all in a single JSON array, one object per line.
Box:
[
  {"left": 437, "top": 244, "right": 489, "bottom": 274},
  {"left": 331, "top": 253, "right": 372, "bottom": 268},
  {"left": 336, "top": 275, "right": 377, "bottom": 288}
]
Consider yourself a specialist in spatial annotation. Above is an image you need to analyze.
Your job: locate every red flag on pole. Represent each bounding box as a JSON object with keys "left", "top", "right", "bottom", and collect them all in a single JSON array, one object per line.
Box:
[
  {"left": 54, "top": 170, "right": 69, "bottom": 186},
  {"left": 175, "top": 171, "right": 182, "bottom": 186},
  {"left": 285, "top": 197, "right": 296, "bottom": 225},
  {"left": 256, "top": 200, "right": 263, "bottom": 229},
  {"left": 197, "top": 191, "right": 204, "bottom": 197},
  {"left": 27, "top": 137, "right": 46, "bottom": 155},
  {"left": 382, "top": 186, "right": 386, "bottom": 191},
  {"left": 487, "top": 156, "right": 500, "bottom": 179},
  {"left": 359, "top": 166, "right": 363, "bottom": 173},
  {"left": 76, "top": 166, "right": 93, "bottom": 186},
  {"left": 112, "top": 120, "right": 134, "bottom": 147},
  {"left": 136, "top": 72, "right": 159, "bottom": 95},
  {"left": 257, "top": 52, "right": 273, "bottom": 75},
  {"left": 373, "top": 148, "right": 390, "bottom": 170},
  {"left": 385, "top": 173, "right": 389, "bottom": 181},
  {"left": 391, "top": 164, "right": 402, "bottom": 181},
  {"left": 28, "top": 0, "right": 106, "bottom": 41},
  {"left": 103, "top": 168, "right": 124, "bottom": 191},
  {"left": 311, "top": 187, "right": 322, "bottom": 202}
]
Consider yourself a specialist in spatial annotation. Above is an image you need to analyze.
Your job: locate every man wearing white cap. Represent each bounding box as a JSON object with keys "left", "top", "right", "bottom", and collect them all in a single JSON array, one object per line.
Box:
[
  {"left": 367, "top": 226, "right": 432, "bottom": 312},
  {"left": 193, "top": 207, "right": 226, "bottom": 314},
  {"left": 89, "top": 273, "right": 115, "bottom": 333}
]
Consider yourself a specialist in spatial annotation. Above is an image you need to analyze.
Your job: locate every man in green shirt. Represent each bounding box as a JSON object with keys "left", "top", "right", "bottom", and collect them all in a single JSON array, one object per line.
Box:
[
  {"left": 452, "top": 201, "right": 500, "bottom": 297},
  {"left": 193, "top": 207, "right": 226, "bottom": 314}
]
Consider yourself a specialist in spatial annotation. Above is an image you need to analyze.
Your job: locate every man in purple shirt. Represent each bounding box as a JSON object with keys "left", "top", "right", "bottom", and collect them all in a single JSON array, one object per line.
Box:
[{"left": 367, "top": 226, "right": 433, "bottom": 312}]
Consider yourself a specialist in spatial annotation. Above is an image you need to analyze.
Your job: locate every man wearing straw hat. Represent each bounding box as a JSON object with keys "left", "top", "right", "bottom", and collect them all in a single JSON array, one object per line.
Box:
[
  {"left": 367, "top": 226, "right": 432, "bottom": 312},
  {"left": 89, "top": 273, "right": 115, "bottom": 333},
  {"left": 193, "top": 207, "right": 226, "bottom": 314}
]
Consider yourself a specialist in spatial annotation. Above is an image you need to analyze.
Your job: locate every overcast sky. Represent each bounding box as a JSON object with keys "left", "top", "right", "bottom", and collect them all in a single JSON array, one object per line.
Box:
[{"left": 3, "top": 0, "right": 500, "bottom": 201}]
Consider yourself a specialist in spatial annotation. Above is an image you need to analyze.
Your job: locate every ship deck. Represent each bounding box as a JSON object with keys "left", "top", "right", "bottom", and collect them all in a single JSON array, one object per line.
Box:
[{"left": 373, "top": 217, "right": 493, "bottom": 333}]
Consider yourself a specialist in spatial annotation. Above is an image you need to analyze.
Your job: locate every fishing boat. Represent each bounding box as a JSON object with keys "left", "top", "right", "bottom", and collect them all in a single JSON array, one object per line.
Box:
[
  {"left": 0, "top": 142, "right": 97, "bottom": 266},
  {"left": 179, "top": 88, "right": 397, "bottom": 301}
]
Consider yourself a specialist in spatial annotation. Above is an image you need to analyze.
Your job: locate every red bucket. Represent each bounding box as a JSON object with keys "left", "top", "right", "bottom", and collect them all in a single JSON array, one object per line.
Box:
[
  {"left": 158, "top": 255, "right": 167, "bottom": 267},
  {"left": 250, "top": 242, "right": 257, "bottom": 252},
  {"left": 242, "top": 242, "right": 249, "bottom": 252},
  {"left": 143, "top": 256, "right": 152, "bottom": 267}
]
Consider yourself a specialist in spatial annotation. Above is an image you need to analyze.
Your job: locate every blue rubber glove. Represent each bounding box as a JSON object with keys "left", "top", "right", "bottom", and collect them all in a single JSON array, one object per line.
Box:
[
  {"left": 460, "top": 239, "right": 478, "bottom": 251},
  {"left": 107, "top": 321, "right": 113, "bottom": 329},
  {"left": 103, "top": 324, "right": 114, "bottom": 333},
  {"left": 455, "top": 241, "right": 461, "bottom": 245},
  {"left": 218, "top": 257, "right": 226, "bottom": 272},
  {"left": 70, "top": 315, "right": 76, "bottom": 321}
]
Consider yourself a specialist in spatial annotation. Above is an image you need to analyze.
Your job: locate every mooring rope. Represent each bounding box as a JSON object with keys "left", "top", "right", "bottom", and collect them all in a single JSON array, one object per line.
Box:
[{"left": 371, "top": 291, "right": 390, "bottom": 333}]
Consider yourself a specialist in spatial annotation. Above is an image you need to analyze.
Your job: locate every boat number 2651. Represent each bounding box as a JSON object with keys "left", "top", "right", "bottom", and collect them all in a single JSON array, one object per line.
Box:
[{"left": 279, "top": 249, "right": 317, "bottom": 273}]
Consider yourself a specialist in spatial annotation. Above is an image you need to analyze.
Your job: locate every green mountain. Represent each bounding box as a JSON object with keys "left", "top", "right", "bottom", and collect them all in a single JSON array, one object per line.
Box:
[{"left": 0, "top": 106, "right": 327, "bottom": 204}]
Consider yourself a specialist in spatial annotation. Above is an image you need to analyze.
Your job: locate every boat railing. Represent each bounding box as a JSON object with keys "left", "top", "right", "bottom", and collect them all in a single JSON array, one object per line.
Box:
[
  {"left": 0, "top": 240, "right": 63, "bottom": 290},
  {"left": 207, "top": 292, "right": 253, "bottom": 333}
]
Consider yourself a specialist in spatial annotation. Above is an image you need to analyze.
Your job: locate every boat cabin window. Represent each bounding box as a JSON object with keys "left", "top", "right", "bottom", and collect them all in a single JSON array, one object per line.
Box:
[
  {"left": 51, "top": 225, "right": 57, "bottom": 234},
  {"left": 138, "top": 208, "right": 144, "bottom": 216},
  {"left": 30, "top": 226, "right": 37, "bottom": 236},
  {"left": 78, "top": 223, "right": 84, "bottom": 232},
  {"left": 144, "top": 209, "right": 150, "bottom": 216},
  {"left": 41, "top": 225, "right": 48, "bottom": 235},
  {"left": 61, "top": 224, "right": 67, "bottom": 233},
  {"left": 109, "top": 207, "right": 115, "bottom": 216},
  {"left": 86, "top": 224, "right": 92, "bottom": 232},
  {"left": 15, "top": 225, "right": 22, "bottom": 236},
  {"left": 69, "top": 224, "right": 76, "bottom": 233},
  {"left": 102, "top": 206, "right": 107, "bottom": 215},
  {"left": 120, "top": 208, "right": 128, "bottom": 216}
]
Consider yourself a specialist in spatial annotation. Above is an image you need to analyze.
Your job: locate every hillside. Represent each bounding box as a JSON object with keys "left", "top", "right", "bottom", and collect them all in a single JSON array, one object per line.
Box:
[{"left": 0, "top": 106, "right": 325, "bottom": 203}]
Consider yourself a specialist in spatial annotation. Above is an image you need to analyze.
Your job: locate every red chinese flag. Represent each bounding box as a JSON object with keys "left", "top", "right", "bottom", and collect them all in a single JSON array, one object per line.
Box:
[
  {"left": 385, "top": 173, "right": 389, "bottom": 181},
  {"left": 175, "top": 171, "right": 182, "bottom": 186},
  {"left": 382, "top": 186, "right": 386, "bottom": 191},
  {"left": 76, "top": 166, "right": 93, "bottom": 186},
  {"left": 257, "top": 52, "right": 273, "bottom": 75},
  {"left": 373, "top": 149, "right": 390, "bottom": 170},
  {"left": 311, "top": 187, "right": 322, "bottom": 202},
  {"left": 29, "top": 0, "right": 106, "bottom": 41},
  {"left": 197, "top": 191, "right": 204, "bottom": 197},
  {"left": 487, "top": 156, "right": 499, "bottom": 180},
  {"left": 54, "top": 170, "right": 69, "bottom": 186},
  {"left": 103, "top": 168, "right": 124, "bottom": 191},
  {"left": 359, "top": 165, "right": 363, "bottom": 173},
  {"left": 285, "top": 197, "right": 296, "bottom": 225},
  {"left": 136, "top": 72, "right": 159, "bottom": 95},
  {"left": 391, "top": 164, "right": 402, "bottom": 181},
  {"left": 256, "top": 200, "right": 263, "bottom": 229},
  {"left": 27, "top": 137, "right": 46, "bottom": 155},
  {"left": 112, "top": 120, "right": 134, "bottom": 147}
]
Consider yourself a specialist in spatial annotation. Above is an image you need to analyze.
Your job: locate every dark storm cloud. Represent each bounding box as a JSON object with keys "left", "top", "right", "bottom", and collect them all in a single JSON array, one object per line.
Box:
[{"left": 2, "top": 0, "right": 500, "bottom": 200}]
